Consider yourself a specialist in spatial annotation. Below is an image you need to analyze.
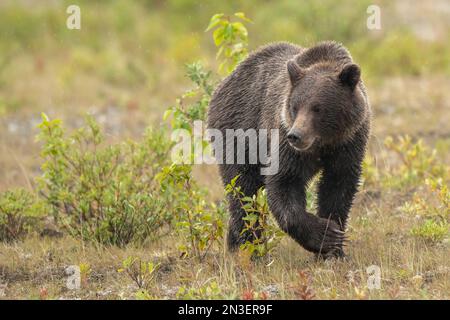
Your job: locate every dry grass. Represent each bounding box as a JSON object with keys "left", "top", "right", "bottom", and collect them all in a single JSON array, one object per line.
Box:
[{"left": 1, "top": 203, "right": 448, "bottom": 300}]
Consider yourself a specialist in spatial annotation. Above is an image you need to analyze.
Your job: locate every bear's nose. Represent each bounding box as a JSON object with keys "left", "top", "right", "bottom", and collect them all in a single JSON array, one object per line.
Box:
[{"left": 287, "top": 130, "right": 302, "bottom": 144}]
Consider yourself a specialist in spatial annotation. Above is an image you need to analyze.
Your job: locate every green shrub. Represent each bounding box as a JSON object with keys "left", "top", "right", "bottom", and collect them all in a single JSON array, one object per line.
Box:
[
  {"left": 36, "top": 113, "right": 174, "bottom": 246},
  {"left": 154, "top": 14, "right": 252, "bottom": 260},
  {"left": 401, "top": 177, "right": 449, "bottom": 244},
  {"left": 411, "top": 219, "right": 448, "bottom": 243},
  {"left": 206, "top": 12, "right": 252, "bottom": 74},
  {"left": 160, "top": 62, "right": 224, "bottom": 262},
  {"left": 383, "top": 135, "right": 448, "bottom": 188},
  {"left": 176, "top": 281, "right": 224, "bottom": 299},
  {"left": 0, "top": 189, "right": 46, "bottom": 242},
  {"left": 118, "top": 256, "right": 159, "bottom": 291},
  {"left": 226, "top": 176, "right": 284, "bottom": 258},
  {"left": 163, "top": 61, "right": 214, "bottom": 131},
  {"left": 157, "top": 164, "right": 225, "bottom": 262}
]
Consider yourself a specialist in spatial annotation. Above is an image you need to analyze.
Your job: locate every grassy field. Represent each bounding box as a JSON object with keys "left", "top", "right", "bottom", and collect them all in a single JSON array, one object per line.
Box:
[{"left": 0, "top": 0, "right": 449, "bottom": 300}]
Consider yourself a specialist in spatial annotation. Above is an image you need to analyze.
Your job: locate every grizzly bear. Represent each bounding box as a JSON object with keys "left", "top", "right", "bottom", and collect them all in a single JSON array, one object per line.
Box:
[{"left": 207, "top": 41, "right": 371, "bottom": 258}]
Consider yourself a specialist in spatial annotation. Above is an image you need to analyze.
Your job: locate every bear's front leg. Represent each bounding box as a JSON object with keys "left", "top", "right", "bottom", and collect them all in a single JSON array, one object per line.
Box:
[
  {"left": 265, "top": 175, "right": 345, "bottom": 257},
  {"left": 317, "top": 139, "right": 366, "bottom": 231}
]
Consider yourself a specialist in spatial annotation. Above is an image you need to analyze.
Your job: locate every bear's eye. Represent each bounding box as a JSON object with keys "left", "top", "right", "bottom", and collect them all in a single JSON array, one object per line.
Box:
[{"left": 311, "top": 105, "right": 321, "bottom": 113}]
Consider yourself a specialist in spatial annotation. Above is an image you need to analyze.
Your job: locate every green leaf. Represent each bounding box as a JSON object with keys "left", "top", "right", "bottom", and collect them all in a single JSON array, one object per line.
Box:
[
  {"left": 163, "top": 109, "right": 172, "bottom": 121},
  {"left": 205, "top": 13, "right": 224, "bottom": 32},
  {"left": 224, "top": 24, "right": 233, "bottom": 39},
  {"left": 41, "top": 112, "right": 49, "bottom": 122},
  {"left": 241, "top": 196, "right": 253, "bottom": 203},
  {"left": 232, "top": 22, "right": 248, "bottom": 38},
  {"left": 213, "top": 27, "right": 225, "bottom": 46},
  {"left": 230, "top": 175, "right": 240, "bottom": 186},
  {"left": 234, "top": 12, "right": 252, "bottom": 23}
]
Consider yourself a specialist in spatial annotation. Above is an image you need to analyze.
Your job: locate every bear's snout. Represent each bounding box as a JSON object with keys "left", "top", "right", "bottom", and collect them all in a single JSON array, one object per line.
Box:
[
  {"left": 287, "top": 130, "right": 301, "bottom": 144},
  {"left": 287, "top": 129, "right": 316, "bottom": 151}
]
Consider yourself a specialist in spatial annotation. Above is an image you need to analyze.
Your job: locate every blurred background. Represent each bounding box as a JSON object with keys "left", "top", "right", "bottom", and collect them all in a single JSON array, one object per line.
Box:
[{"left": 0, "top": 0, "right": 449, "bottom": 191}]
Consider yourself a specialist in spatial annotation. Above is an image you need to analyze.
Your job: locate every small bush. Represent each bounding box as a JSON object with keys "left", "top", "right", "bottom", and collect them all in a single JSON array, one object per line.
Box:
[
  {"left": 401, "top": 178, "right": 449, "bottom": 244},
  {"left": 118, "top": 256, "right": 159, "bottom": 291},
  {"left": 384, "top": 135, "right": 448, "bottom": 188},
  {"left": 36, "top": 113, "right": 174, "bottom": 246},
  {"left": 176, "top": 281, "right": 224, "bottom": 299},
  {"left": 163, "top": 61, "right": 213, "bottom": 131},
  {"left": 0, "top": 189, "right": 46, "bottom": 242},
  {"left": 206, "top": 12, "right": 251, "bottom": 75},
  {"left": 154, "top": 15, "right": 252, "bottom": 261},
  {"left": 157, "top": 164, "right": 225, "bottom": 262},
  {"left": 411, "top": 219, "right": 448, "bottom": 243},
  {"left": 226, "top": 176, "right": 284, "bottom": 258}
]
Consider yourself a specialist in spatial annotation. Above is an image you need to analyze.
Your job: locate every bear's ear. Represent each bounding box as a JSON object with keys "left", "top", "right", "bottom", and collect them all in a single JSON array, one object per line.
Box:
[
  {"left": 339, "top": 64, "right": 361, "bottom": 90},
  {"left": 287, "top": 60, "right": 305, "bottom": 85}
]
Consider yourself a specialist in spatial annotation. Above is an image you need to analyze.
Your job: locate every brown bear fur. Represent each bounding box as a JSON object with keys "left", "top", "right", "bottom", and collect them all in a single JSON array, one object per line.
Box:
[{"left": 207, "top": 41, "right": 371, "bottom": 257}]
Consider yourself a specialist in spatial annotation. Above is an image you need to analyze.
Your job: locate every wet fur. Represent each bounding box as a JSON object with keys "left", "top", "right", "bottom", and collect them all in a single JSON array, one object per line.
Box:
[{"left": 207, "top": 41, "right": 371, "bottom": 257}]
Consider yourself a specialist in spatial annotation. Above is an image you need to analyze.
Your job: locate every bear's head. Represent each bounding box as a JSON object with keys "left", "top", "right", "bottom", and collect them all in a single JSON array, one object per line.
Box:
[{"left": 283, "top": 59, "right": 368, "bottom": 152}]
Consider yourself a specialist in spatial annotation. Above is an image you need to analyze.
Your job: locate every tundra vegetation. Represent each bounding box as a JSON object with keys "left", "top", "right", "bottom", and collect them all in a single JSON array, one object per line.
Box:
[{"left": 0, "top": 1, "right": 448, "bottom": 299}]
